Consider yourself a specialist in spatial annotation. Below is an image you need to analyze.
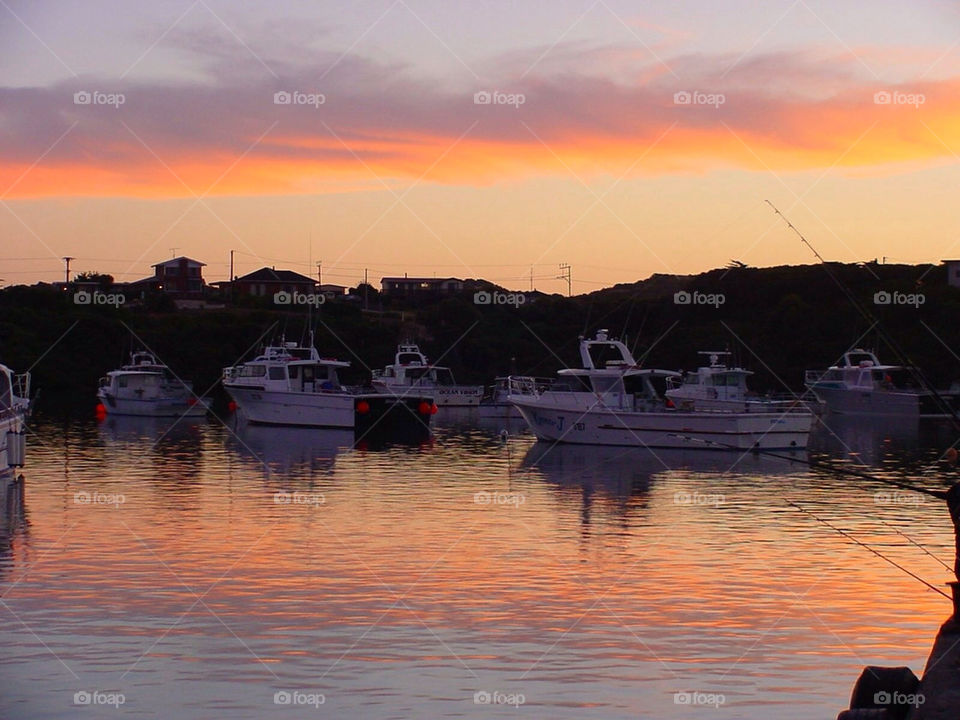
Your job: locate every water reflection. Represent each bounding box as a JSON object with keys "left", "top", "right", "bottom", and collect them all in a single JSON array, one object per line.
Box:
[
  {"left": 227, "top": 422, "right": 353, "bottom": 478},
  {"left": 1, "top": 418, "right": 956, "bottom": 720},
  {"left": 0, "top": 474, "right": 27, "bottom": 582}
]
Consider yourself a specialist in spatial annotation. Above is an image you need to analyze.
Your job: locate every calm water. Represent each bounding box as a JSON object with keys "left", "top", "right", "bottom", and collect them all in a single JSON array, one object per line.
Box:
[{"left": 1, "top": 412, "right": 958, "bottom": 719}]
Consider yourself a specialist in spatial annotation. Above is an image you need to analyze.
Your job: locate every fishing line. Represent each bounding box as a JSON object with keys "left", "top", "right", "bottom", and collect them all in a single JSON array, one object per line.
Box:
[
  {"left": 786, "top": 500, "right": 951, "bottom": 600},
  {"left": 878, "top": 519, "right": 954, "bottom": 573}
]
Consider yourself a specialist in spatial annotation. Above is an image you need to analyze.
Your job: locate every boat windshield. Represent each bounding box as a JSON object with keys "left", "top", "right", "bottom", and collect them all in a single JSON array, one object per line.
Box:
[
  {"left": 587, "top": 342, "right": 631, "bottom": 369},
  {"left": 398, "top": 352, "right": 424, "bottom": 365},
  {"left": 406, "top": 367, "right": 436, "bottom": 382}
]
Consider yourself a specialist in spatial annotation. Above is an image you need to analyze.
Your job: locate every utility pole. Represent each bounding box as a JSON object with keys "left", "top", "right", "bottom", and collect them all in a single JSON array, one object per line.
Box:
[
  {"left": 228, "top": 250, "right": 235, "bottom": 301},
  {"left": 63, "top": 256, "right": 74, "bottom": 284},
  {"left": 363, "top": 268, "right": 368, "bottom": 310},
  {"left": 529, "top": 266, "right": 534, "bottom": 292},
  {"left": 557, "top": 263, "right": 571, "bottom": 297},
  {"left": 316, "top": 260, "right": 322, "bottom": 285}
]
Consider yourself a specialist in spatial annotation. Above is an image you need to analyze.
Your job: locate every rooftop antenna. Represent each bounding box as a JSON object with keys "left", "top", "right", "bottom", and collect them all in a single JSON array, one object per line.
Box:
[{"left": 169, "top": 248, "right": 178, "bottom": 258}]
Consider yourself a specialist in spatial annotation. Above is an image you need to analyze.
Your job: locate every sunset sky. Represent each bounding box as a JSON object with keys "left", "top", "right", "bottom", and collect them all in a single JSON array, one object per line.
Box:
[{"left": 2, "top": 0, "right": 960, "bottom": 293}]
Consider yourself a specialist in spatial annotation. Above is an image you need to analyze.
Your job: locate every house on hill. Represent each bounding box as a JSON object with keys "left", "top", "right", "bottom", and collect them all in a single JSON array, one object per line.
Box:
[
  {"left": 380, "top": 276, "right": 464, "bottom": 295},
  {"left": 218, "top": 267, "right": 317, "bottom": 298},
  {"left": 146, "top": 256, "right": 206, "bottom": 299}
]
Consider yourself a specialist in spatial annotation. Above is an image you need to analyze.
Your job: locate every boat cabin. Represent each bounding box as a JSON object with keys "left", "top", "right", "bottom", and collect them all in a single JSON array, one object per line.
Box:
[
  {"left": 224, "top": 342, "right": 350, "bottom": 393},
  {"left": 375, "top": 343, "right": 460, "bottom": 387},
  {"left": 668, "top": 352, "right": 753, "bottom": 401}
]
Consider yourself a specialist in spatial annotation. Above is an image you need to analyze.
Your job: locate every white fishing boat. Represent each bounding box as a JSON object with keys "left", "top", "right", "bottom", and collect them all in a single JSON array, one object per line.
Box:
[
  {"left": 508, "top": 330, "right": 812, "bottom": 450},
  {"left": 372, "top": 343, "right": 483, "bottom": 406},
  {"left": 0, "top": 361, "right": 29, "bottom": 474},
  {"left": 223, "top": 337, "right": 435, "bottom": 434},
  {"left": 804, "top": 348, "right": 960, "bottom": 417},
  {"left": 666, "top": 351, "right": 811, "bottom": 414},
  {"left": 98, "top": 351, "right": 209, "bottom": 417}
]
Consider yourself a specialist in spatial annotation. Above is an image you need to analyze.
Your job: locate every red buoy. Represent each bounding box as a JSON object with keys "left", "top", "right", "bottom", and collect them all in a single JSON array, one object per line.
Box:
[
  {"left": 227, "top": 400, "right": 238, "bottom": 412},
  {"left": 356, "top": 400, "right": 370, "bottom": 414},
  {"left": 187, "top": 396, "right": 197, "bottom": 406},
  {"left": 430, "top": 403, "right": 438, "bottom": 415},
  {"left": 95, "top": 403, "right": 107, "bottom": 417},
  {"left": 418, "top": 401, "right": 431, "bottom": 415}
]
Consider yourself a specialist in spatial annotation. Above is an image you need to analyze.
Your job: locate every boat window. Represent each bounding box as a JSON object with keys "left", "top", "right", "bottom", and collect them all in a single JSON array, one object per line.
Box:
[
  {"left": 118, "top": 377, "right": 128, "bottom": 388},
  {"left": 407, "top": 367, "right": 433, "bottom": 381},
  {"left": 240, "top": 364, "right": 267, "bottom": 378},
  {"left": 269, "top": 367, "right": 286, "bottom": 381},
  {"left": 289, "top": 366, "right": 299, "bottom": 379},
  {"left": 288, "top": 349, "right": 311, "bottom": 360},
  {"left": 398, "top": 353, "right": 423, "bottom": 364},
  {"left": 434, "top": 368, "right": 456, "bottom": 386},
  {"left": 588, "top": 342, "right": 630, "bottom": 369},
  {"left": 623, "top": 374, "right": 652, "bottom": 396}
]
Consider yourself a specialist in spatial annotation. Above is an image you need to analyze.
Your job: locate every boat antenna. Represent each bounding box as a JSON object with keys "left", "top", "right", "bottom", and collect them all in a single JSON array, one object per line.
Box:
[{"left": 765, "top": 200, "right": 960, "bottom": 429}]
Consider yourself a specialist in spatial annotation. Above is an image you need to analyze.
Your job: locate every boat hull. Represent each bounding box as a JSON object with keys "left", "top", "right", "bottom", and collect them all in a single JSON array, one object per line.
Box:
[
  {"left": 511, "top": 400, "right": 812, "bottom": 450},
  {"left": 97, "top": 391, "right": 209, "bottom": 417},
  {"left": 805, "top": 385, "right": 960, "bottom": 418},
  {"left": 224, "top": 386, "right": 355, "bottom": 428},
  {"left": 224, "top": 385, "right": 434, "bottom": 438}
]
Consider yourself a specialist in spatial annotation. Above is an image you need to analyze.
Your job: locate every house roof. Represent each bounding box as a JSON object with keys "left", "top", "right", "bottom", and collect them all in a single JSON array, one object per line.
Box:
[
  {"left": 234, "top": 267, "right": 316, "bottom": 284},
  {"left": 152, "top": 256, "right": 206, "bottom": 268}
]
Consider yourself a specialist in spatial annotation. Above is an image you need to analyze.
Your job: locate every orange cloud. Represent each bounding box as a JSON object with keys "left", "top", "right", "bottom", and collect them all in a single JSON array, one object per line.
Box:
[{"left": 2, "top": 51, "right": 959, "bottom": 198}]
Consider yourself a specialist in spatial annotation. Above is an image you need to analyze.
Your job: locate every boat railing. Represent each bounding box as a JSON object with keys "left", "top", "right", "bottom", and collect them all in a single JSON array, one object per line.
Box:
[
  {"left": 507, "top": 376, "right": 554, "bottom": 396},
  {"left": 804, "top": 369, "right": 828, "bottom": 385},
  {"left": 13, "top": 372, "right": 30, "bottom": 401}
]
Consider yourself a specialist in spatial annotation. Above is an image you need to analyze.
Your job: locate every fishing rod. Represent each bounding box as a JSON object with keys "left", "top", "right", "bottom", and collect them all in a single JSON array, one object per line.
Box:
[
  {"left": 786, "top": 500, "right": 951, "bottom": 600},
  {"left": 765, "top": 201, "right": 960, "bottom": 430}
]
